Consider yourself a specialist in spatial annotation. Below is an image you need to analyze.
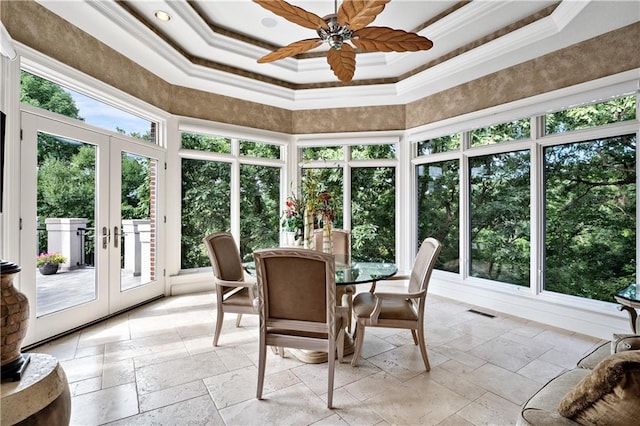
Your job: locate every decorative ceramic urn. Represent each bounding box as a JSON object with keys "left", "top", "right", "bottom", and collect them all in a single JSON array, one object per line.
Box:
[{"left": 1, "top": 259, "right": 31, "bottom": 381}]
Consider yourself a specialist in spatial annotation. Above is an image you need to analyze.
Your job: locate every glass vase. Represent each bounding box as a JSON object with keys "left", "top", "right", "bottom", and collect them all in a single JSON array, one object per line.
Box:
[
  {"left": 303, "top": 209, "right": 314, "bottom": 249},
  {"left": 322, "top": 217, "right": 333, "bottom": 254}
]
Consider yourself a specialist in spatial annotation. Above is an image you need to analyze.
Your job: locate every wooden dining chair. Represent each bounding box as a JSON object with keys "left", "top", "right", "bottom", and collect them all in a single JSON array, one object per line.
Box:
[
  {"left": 253, "top": 248, "right": 347, "bottom": 408},
  {"left": 350, "top": 237, "right": 442, "bottom": 371},
  {"left": 313, "top": 228, "right": 355, "bottom": 332},
  {"left": 202, "top": 232, "right": 257, "bottom": 347},
  {"left": 313, "top": 228, "right": 351, "bottom": 262}
]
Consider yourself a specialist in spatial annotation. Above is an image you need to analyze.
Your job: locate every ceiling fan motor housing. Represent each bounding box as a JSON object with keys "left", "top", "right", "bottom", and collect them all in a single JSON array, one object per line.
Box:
[{"left": 318, "top": 14, "right": 353, "bottom": 50}]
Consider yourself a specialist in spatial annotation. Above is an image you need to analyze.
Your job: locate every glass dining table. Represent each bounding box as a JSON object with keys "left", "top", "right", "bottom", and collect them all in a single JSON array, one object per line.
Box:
[
  {"left": 244, "top": 253, "right": 398, "bottom": 363},
  {"left": 244, "top": 254, "right": 398, "bottom": 286}
]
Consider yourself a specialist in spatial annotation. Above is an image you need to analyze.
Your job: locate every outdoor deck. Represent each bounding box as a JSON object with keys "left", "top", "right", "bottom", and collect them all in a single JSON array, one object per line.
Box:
[{"left": 35, "top": 267, "right": 144, "bottom": 317}]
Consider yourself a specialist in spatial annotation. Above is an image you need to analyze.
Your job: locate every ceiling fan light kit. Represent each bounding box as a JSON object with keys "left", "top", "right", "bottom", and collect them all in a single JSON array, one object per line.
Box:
[{"left": 253, "top": 0, "right": 434, "bottom": 83}]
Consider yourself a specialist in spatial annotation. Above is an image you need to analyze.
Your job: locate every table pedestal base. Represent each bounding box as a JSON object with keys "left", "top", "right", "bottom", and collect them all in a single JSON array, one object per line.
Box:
[
  {"left": 288, "top": 334, "right": 355, "bottom": 364},
  {"left": 288, "top": 284, "right": 356, "bottom": 364}
]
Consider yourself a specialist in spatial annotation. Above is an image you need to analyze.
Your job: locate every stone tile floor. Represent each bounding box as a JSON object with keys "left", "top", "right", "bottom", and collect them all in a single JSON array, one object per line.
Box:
[{"left": 30, "top": 284, "right": 606, "bottom": 425}]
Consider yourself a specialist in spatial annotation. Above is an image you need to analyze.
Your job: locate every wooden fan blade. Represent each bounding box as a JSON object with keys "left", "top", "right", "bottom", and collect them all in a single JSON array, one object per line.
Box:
[
  {"left": 337, "top": 0, "right": 390, "bottom": 31},
  {"left": 253, "top": 0, "right": 328, "bottom": 30},
  {"left": 326, "top": 43, "right": 356, "bottom": 83},
  {"left": 352, "top": 27, "right": 433, "bottom": 52},
  {"left": 257, "top": 38, "right": 323, "bottom": 63}
]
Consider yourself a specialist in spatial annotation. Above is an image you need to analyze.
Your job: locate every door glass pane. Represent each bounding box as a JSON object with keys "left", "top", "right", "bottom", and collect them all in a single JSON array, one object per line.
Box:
[
  {"left": 36, "top": 132, "right": 97, "bottom": 316},
  {"left": 239, "top": 164, "right": 280, "bottom": 261},
  {"left": 120, "top": 152, "right": 157, "bottom": 291}
]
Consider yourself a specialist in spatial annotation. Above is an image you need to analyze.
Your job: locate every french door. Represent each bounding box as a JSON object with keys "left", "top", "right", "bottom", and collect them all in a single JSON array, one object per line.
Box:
[{"left": 20, "top": 109, "right": 165, "bottom": 344}]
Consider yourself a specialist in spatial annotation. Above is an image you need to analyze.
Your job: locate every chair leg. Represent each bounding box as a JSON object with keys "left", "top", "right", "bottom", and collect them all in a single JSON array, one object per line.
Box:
[
  {"left": 346, "top": 293, "right": 353, "bottom": 333},
  {"left": 410, "top": 329, "right": 419, "bottom": 345},
  {"left": 417, "top": 326, "right": 430, "bottom": 372},
  {"left": 327, "top": 340, "right": 336, "bottom": 409},
  {"left": 213, "top": 309, "right": 224, "bottom": 347},
  {"left": 257, "top": 337, "right": 267, "bottom": 400},
  {"left": 236, "top": 313, "right": 243, "bottom": 327},
  {"left": 351, "top": 323, "right": 365, "bottom": 366},
  {"left": 337, "top": 328, "right": 345, "bottom": 363}
]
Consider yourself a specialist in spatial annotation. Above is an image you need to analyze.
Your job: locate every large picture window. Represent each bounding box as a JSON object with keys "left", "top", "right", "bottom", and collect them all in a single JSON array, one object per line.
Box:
[
  {"left": 417, "top": 160, "right": 460, "bottom": 272},
  {"left": 180, "top": 131, "right": 282, "bottom": 269},
  {"left": 544, "top": 135, "right": 636, "bottom": 302},
  {"left": 470, "top": 151, "right": 531, "bottom": 286}
]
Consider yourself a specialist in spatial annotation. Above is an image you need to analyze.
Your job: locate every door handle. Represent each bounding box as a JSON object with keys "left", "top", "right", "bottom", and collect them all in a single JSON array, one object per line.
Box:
[
  {"left": 114, "top": 226, "right": 120, "bottom": 248},
  {"left": 102, "top": 226, "right": 110, "bottom": 249}
]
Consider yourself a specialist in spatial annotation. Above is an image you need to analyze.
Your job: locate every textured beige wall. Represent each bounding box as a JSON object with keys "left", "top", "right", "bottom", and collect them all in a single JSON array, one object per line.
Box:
[
  {"left": 292, "top": 105, "right": 405, "bottom": 134},
  {"left": 406, "top": 22, "right": 640, "bottom": 128},
  {"left": 2, "top": 0, "right": 172, "bottom": 113},
  {"left": 3, "top": 1, "right": 638, "bottom": 134},
  {"left": 1, "top": 0, "right": 293, "bottom": 134}
]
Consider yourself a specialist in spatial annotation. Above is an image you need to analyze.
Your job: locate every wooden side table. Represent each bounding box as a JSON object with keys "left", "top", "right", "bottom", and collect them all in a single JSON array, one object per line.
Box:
[
  {"left": 1, "top": 353, "right": 71, "bottom": 425},
  {"left": 614, "top": 284, "right": 640, "bottom": 334}
]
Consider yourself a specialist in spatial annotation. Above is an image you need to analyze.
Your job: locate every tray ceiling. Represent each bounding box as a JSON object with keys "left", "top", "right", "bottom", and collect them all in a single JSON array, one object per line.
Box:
[{"left": 35, "top": 1, "right": 640, "bottom": 109}]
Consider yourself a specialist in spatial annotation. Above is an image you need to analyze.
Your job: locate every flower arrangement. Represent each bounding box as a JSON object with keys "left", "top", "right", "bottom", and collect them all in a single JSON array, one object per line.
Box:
[
  {"left": 281, "top": 194, "right": 305, "bottom": 238},
  {"left": 36, "top": 252, "right": 66, "bottom": 267}
]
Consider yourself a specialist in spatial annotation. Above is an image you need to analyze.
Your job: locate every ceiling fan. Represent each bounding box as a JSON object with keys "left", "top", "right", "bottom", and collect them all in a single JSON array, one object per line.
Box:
[{"left": 253, "top": 0, "right": 434, "bottom": 83}]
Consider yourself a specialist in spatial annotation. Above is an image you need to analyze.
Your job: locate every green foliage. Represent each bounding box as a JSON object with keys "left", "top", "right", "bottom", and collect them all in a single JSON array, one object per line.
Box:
[
  {"left": 239, "top": 164, "right": 280, "bottom": 261},
  {"left": 546, "top": 96, "right": 636, "bottom": 134},
  {"left": 21, "top": 72, "right": 80, "bottom": 119},
  {"left": 418, "top": 134, "right": 461, "bottom": 155},
  {"left": 469, "top": 151, "right": 531, "bottom": 286},
  {"left": 240, "top": 140, "right": 280, "bottom": 158},
  {"left": 181, "top": 158, "right": 231, "bottom": 269},
  {"left": 38, "top": 145, "right": 97, "bottom": 222},
  {"left": 417, "top": 161, "right": 460, "bottom": 272},
  {"left": 351, "top": 167, "right": 395, "bottom": 262},
  {"left": 36, "top": 252, "right": 66, "bottom": 266},
  {"left": 544, "top": 135, "right": 636, "bottom": 302},
  {"left": 121, "top": 153, "right": 151, "bottom": 220},
  {"left": 471, "top": 118, "right": 530, "bottom": 147},
  {"left": 181, "top": 132, "right": 231, "bottom": 153}
]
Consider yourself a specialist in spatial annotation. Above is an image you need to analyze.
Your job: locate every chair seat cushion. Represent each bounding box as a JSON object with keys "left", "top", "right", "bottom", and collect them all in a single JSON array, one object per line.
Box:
[
  {"left": 558, "top": 350, "right": 640, "bottom": 425},
  {"left": 223, "top": 287, "right": 253, "bottom": 307},
  {"left": 353, "top": 292, "right": 417, "bottom": 321}
]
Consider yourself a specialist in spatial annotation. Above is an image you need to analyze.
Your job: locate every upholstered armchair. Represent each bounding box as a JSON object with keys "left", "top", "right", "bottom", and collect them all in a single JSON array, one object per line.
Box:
[
  {"left": 350, "top": 237, "right": 441, "bottom": 371},
  {"left": 202, "top": 232, "right": 257, "bottom": 347},
  {"left": 253, "top": 248, "right": 347, "bottom": 408}
]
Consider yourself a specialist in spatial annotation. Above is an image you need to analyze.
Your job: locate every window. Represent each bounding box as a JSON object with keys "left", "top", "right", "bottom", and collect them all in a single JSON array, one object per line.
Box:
[
  {"left": 417, "top": 134, "right": 461, "bottom": 155},
  {"left": 352, "top": 167, "right": 395, "bottom": 262},
  {"left": 470, "top": 151, "right": 530, "bottom": 286},
  {"left": 416, "top": 160, "right": 460, "bottom": 272},
  {"left": 21, "top": 71, "right": 155, "bottom": 142},
  {"left": 181, "top": 132, "right": 231, "bottom": 153},
  {"left": 239, "top": 164, "right": 280, "bottom": 261},
  {"left": 352, "top": 144, "right": 396, "bottom": 160},
  {"left": 545, "top": 95, "right": 636, "bottom": 135},
  {"left": 180, "top": 158, "right": 231, "bottom": 269},
  {"left": 180, "top": 131, "right": 283, "bottom": 269},
  {"left": 544, "top": 135, "right": 636, "bottom": 302},
  {"left": 301, "top": 146, "right": 343, "bottom": 161},
  {"left": 299, "top": 143, "right": 397, "bottom": 262},
  {"left": 471, "top": 118, "right": 530, "bottom": 147},
  {"left": 240, "top": 140, "right": 281, "bottom": 159}
]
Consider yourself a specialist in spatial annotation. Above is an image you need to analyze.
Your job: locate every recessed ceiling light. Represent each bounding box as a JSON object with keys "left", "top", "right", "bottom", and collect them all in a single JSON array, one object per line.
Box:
[
  {"left": 154, "top": 10, "right": 171, "bottom": 22},
  {"left": 261, "top": 17, "right": 277, "bottom": 28}
]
